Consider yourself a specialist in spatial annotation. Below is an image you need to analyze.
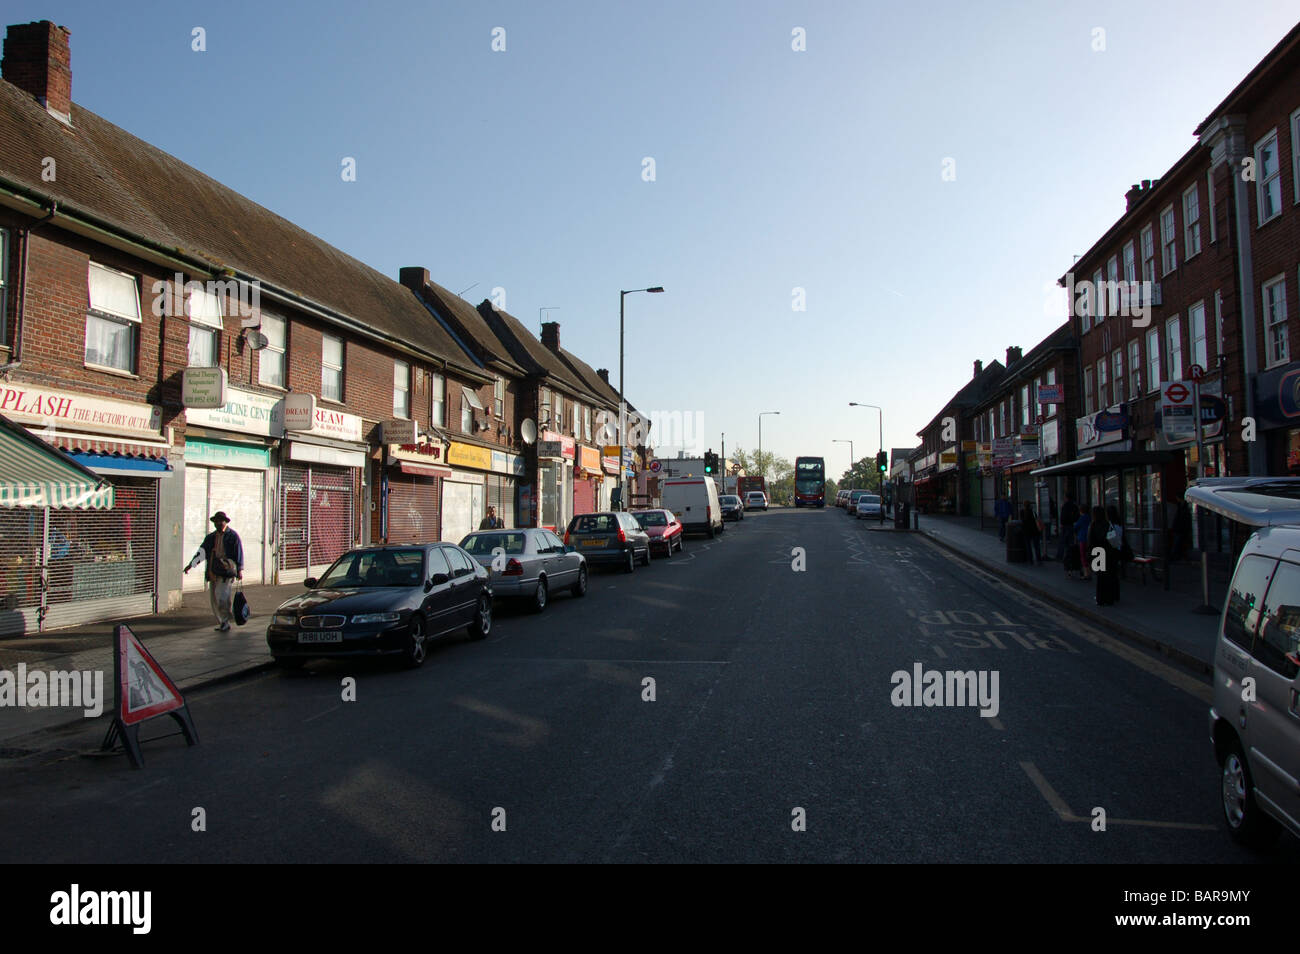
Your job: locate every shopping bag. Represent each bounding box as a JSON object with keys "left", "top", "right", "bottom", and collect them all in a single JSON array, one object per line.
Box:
[{"left": 233, "top": 584, "right": 251, "bottom": 626}]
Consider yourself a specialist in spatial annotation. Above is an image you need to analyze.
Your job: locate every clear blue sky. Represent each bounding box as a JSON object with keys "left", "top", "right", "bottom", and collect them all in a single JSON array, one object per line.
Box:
[{"left": 17, "top": 0, "right": 1300, "bottom": 472}]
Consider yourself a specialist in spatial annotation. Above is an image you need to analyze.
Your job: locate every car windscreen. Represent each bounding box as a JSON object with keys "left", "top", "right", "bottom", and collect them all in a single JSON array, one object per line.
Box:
[
  {"left": 719, "top": 496, "right": 740, "bottom": 505},
  {"left": 859, "top": 496, "right": 881, "bottom": 505},
  {"left": 461, "top": 532, "right": 527, "bottom": 555},
  {"left": 635, "top": 511, "right": 668, "bottom": 527},
  {"left": 318, "top": 549, "right": 424, "bottom": 587},
  {"left": 571, "top": 513, "right": 619, "bottom": 534}
]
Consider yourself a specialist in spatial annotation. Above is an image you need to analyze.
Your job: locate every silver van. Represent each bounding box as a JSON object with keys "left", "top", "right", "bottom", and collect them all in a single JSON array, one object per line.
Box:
[{"left": 1192, "top": 478, "right": 1300, "bottom": 845}]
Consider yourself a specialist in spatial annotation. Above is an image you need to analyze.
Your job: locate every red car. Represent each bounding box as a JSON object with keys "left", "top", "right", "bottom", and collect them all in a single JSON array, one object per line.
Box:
[{"left": 632, "top": 509, "right": 684, "bottom": 556}]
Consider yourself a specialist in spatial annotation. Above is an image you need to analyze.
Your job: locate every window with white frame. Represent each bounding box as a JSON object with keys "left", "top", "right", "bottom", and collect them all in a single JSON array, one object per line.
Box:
[
  {"left": 1096, "top": 359, "right": 1107, "bottom": 410},
  {"left": 1122, "top": 240, "right": 1136, "bottom": 301},
  {"left": 1045, "top": 368, "right": 1056, "bottom": 417},
  {"left": 1256, "top": 130, "right": 1282, "bottom": 225},
  {"left": 1166, "top": 316, "right": 1183, "bottom": 382},
  {"left": 393, "top": 358, "right": 410, "bottom": 417},
  {"left": 1092, "top": 268, "right": 1105, "bottom": 320},
  {"left": 554, "top": 392, "right": 564, "bottom": 433},
  {"left": 1112, "top": 349, "right": 1124, "bottom": 406},
  {"left": 1183, "top": 184, "right": 1201, "bottom": 258},
  {"left": 540, "top": 387, "right": 552, "bottom": 427},
  {"left": 85, "top": 262, "right": 141, "bottom": 373},
  {"left": 572, "top": 400, "right": 580, "bottom": 436},
  {"left": 1207, "top": 170, "right": 1217, "bottom": 243},
  {"left": 430, "top": 372, "right": 445, "bottom": 427},
  {"left": 1160, "top": 205, "right": 1177, "bottom": 275},
  {"left": 186, "top": 285, "right": 223, "bottom": 367},
  {"left": 1084, "top": 368, "right": 1095, "bottom": 415},
  {"left": 999, "top": 400, "right": 1007, "bottom": 436},
  {"left": 1106, "top": 256, "right": 1120, "bottom": 317},
  {"left": 1214, "top": 290, "right": 1224, "bottom": 358},
  {"left": 1020, "top": 385, "right": 1030, "bottom": 428},
  {"left": 1141, "top": 224, "right": 1156, "bottom": 286},
  {"left": 1188, "top": 301, "right": 1208, "bottom": 370},
  {"left": 1146, "top": 327, "right": 1161, "bottom": 392},
  {"left": 493, "top": 376, "right": 504, "bottom": 418},
  {"left": 258, "top": 313, "right": 286, "bottom": 388},
  {"left": 321, "top": 333, "right": 343, "bottom": 402},
  {"left": 584, "top": 407, "right": 592, "bottom": 442},
  {"left": 1263, "top": 275, "right": 1289, "bottom": 367},
  {"left": 1128, "top": 339, "right": 1141, "bottom": 398},
  {"left": 461, "top": 391, "right": 473, "bottom": 432}
]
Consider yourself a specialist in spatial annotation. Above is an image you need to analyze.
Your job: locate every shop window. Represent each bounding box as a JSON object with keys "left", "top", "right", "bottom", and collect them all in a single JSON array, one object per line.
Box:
[
  {"left": 258, "top": 313, "right": 286, "bottom": 388},
  {"left": 86, "top": 262, "right": 141, "bottom": 373}
]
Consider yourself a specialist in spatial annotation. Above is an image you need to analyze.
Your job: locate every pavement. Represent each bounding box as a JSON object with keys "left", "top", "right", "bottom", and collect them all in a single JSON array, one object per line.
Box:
[
  {"left": 908, "top": 513, "right": 1227, "bottom": 674},
  {"left": 0, "top": 581, "right": 301, "bottom": 743}
]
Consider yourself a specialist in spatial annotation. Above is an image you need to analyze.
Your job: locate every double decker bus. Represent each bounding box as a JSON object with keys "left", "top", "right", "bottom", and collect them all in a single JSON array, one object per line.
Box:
[{"left": 793, "top": 456, "right": 826, "bottom": 507}]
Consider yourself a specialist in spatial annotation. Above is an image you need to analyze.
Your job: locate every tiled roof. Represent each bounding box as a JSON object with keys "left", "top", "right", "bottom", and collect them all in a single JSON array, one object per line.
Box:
[
  {"left": 0, "top": 78, "right": 479, "bottom": 374},
  {"left": 474, "top": 302, "right": 601, "bottom": 402}
]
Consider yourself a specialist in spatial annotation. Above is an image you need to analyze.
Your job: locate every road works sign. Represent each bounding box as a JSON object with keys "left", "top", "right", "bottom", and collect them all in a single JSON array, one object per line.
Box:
[{"left": 100, "top": 624, "right": 198, "bottom": 769}]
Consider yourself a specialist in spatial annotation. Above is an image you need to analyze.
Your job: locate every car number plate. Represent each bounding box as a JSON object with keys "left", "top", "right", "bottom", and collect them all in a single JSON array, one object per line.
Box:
[
  {"left": 298, "top": 630, "right": 343, "bottom": 643},
  {"left": 581, "top": 539, "right": 605, "bottom": 547}
]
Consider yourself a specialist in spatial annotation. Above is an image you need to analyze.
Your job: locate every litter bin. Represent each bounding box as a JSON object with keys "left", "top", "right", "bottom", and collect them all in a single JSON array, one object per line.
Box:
[{"left": 1006, "top": 519, "right": 1027, "bottom": 563}]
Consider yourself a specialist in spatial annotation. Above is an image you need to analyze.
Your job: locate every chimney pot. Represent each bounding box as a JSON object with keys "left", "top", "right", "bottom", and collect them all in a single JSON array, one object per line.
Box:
[
  {"left": 596, "top": 368, "right": 610, "bottom": 384},
  {"left": 973, "top": 359, "right": 983, "bottom": 378},
  {"left": 1006, "top": 346, "right": 1022, "bottom": 367},
  {"left": 541, "top": 321, "right": 560, "bottom": 352},
  {"left": 2, "top": 21, "right": 72, "bottom": 123}
]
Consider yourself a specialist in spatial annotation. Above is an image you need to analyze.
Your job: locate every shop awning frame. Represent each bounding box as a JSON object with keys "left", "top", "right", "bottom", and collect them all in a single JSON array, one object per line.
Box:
[
  {"left": 1031, "top": 449, "right": 1181, "bottom": 477},
  {"left": 0, "top": 415, "right": 116, "bottom": 510}
]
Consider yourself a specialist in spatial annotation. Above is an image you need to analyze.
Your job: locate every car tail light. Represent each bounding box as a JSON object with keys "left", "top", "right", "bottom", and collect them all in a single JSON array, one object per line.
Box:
[
  {"left": 706, "top": 505, "right": 711, "bottom": 522},
  {"left": 504, "top": 558, "right": 524, "bottom": 576},
  {"left": 564, "top": 529, "right": 570, "bottom": 545},
  {"left": 617, "top": 526, "right": 627, "bottom": 543}
]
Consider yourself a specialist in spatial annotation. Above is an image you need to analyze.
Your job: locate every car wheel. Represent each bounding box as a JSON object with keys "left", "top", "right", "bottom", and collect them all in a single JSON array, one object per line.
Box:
[
  {"left": 640, "top": 543, "right": 651, "bottom": 566},
  {"left": 403, "top": 614, "right": 427, "bottom": 668},
  {"left": 676, "top": 535, "right": 685, "bottom": 552},
  {"left": 624, "top": 549, "right": 635, "bottom": 573},
  {"left": 467, "top": 594, "right": 492, "bottom": 640},
  {"left": 273, "top": 655, "right": 306, "bottom": 670},
  {"left": 571, "top": 564, "right": 588, "bottom": 597},
  {"left": 531, "top": 578, "right": 548, "bottom": 614},
  {"left": 1221, "top": 737, "right": 1280, "bottom": 847},
  {"left": 662, "top": 538, "right": 672, "bottom": 559}
]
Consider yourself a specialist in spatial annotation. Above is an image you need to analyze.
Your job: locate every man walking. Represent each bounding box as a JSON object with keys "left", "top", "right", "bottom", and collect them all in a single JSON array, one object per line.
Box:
[
  {"left": 184, "top": 511, "right": 244, "bottom": 631},
  {"left": 479, "top": 506, "right": 503, "bottom": 530}
]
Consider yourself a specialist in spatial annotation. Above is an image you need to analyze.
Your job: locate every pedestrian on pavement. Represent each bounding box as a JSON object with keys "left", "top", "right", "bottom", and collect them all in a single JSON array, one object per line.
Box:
[
  {"left": 1020, "top": 501, "right": 1042, "bottom": 564},
  {"left": 1106, "top": 504, "right": 1132, "bottom": 576},
  {"left": 1088, "top": 505, "right": 1120, "bottom": 605},
  {"left": 994, "top": 493, "right": 1012, "bottom": 540},
  {"left": 1057, "top": 492, "right": 1080, "bottom": 562},
  {"left": 1074, "top": 507, "right": 1092, "bottom": 581},
  {"left": 479, "top": 506, "right": 503, "bottom": 530},
  {"left": 184, "top": 511, "right": 244, "bottom": 631}
]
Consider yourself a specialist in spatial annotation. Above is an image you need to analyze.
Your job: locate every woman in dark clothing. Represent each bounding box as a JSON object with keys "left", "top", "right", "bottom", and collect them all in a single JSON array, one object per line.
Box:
[
  {"left": 1087, "top": 505, "right": 1120, "bottom": 605},
  {"left": 1020, "top": 501, "right": 1041, "bottom": 564}
]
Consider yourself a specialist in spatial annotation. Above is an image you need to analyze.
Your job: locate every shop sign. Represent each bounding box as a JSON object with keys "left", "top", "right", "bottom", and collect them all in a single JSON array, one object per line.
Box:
[
  {"left": 0, "top": 381, "right": 164, "bottom": 439},
  {"left": 181, "top": 367, "right": 227, "bottom": 410},
  {"left": 389, "top": 441, "right": 444, "bottom": 464},
  {"left": 286, "top": 394, "right": 363, "bottom": 443},
  {"left": 991, "top": 437, "right": 1014, "bottom": 467},
  {"left": 447, "top": 441, "right": 492, "bottom": 470},
  {"left": 284, "top": 393, "right": 316, "bottom": 431},
  {"left": 183, "top": 439, "right": 271, "bottom": 469},
  {"left": 578, "top": 446, "right": 602, "bottom": 472},
  {"left": 1037, "top": 384, "right": 1064, "bottom": 404},
  {"left": 602, "top": 454, "right": 620, "bottom": 474},
  {"left": 538, "top": 440, "right": 564, "bottom": 460},
  {"left": 186, "top": 386, "right": 283, "bottom": 438},
  {"left": 1253, "top": 360, "right": 1300, "bottom": 429},
  {"left": 1040, "top": 419, "right": 1059, "bottom": 457},
  {"left": 490, "top": 450, "right": 526, "bottom": 476},
  {"left": 1076, "top": 409, "right": 1126, "bottom": 451},
  {"left": 384, "top": 419, "right": 418, "bottom": 445}
]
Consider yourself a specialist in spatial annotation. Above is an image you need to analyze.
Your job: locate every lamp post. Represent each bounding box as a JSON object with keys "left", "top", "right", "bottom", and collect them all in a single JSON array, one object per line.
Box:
[
  {"left": 832, "top": 439, "right": 854, "bottom": 490},
  {"left": 758, "top": 410, "right": 780, "bottom": 492},
  {"left": 619, "top": 286, "right": 664, "bottom": 509},
  {"left": 850, "top": 402, "right": 884, "bottom": 521}
]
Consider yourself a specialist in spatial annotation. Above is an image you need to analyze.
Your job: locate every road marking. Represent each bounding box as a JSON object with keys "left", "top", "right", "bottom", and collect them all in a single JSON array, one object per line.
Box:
[
  {"left": 1019, "top": 760, "right": 1215, "bottom": 830},
  {"left": 932, "top": 644, "right": 947, "bottom": 658},
  {"left": 986, "top": 717, "right": 1004, "bottom": 731},
  {"left": 303, "top": 704, "right": 341, "bottom": 724}
]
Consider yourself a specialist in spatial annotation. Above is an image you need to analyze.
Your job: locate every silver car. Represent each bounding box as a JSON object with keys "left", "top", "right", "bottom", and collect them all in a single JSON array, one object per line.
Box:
[
  {"left": 459, "top": 528, "right": 588, "bottom": 613},
  {"left": 855, "top": 494, "right": 883, "bottom": 519}
]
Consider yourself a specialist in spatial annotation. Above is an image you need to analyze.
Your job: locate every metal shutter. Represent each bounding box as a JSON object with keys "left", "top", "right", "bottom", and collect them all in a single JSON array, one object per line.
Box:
[{"left": 389, "top": 474, "right": 440, "bottom": 543}]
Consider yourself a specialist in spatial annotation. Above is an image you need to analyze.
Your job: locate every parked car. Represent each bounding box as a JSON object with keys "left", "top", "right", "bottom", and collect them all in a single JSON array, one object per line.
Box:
[
  {"left": 633, "top": 509, "right": 685, "bottom": 555},
  {"left": 837, "top": 490, "right": 851, "bottom": 508},
  {"left": 661, "top": 476, "right": 725, "bottom": 538},
  {"left": 1191, "top": 477, "right": 1300, "bottom": 845},
  {"left": 855, "top": 494, "right": 884, "bottom": 519},
  {"left": 847, "top": 489, "right": 871, "bottom": 513},
  {"left": 266, "top": 544, "right": 492, "bottom": 669},
  {"left": 459, "top": 528, "right": 587, "bottom": 612},
  {"left": 565, "top": 510, "right": 653, "bottom": 572},
  {"left": 744, "top": 491, "right": 768, "bottom": 511},
  {"left": 719, "top": 494, "right": 745, "bottom": 522}
]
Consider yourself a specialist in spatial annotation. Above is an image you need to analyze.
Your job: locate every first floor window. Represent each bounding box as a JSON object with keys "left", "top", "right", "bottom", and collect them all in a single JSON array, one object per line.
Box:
[
  {"left": 1166, "top": 316, "right": 1183, "bottom": 382},
  {"left": 1128, "top": 339, "right": 1141, "bottom": 397},
  {"left": 1084, "top": 368, "right": 1095, "bottom": 414},
  {"left": 258, "top": 313, "right": 286, "bottom": 388},
  {"left": 186, "top": 284, "right": 223, "bottom": 367},
  {"left": 1146, "top": 328, "right": 1161, "bottom": 392},
  {"left": 188, "top": 324, "right": 218, "bottom": 367},
  {"left": 431, "top": 373, "right": 445, "bottom": 427},
  {"left": 1112, "top": 349, "right": 1124, "bottom": 406},
  {"left": 494, "top": 376, "right": 505, "bottom": 418},
  {"left": 86, "top": 262, "right": 141, "bottom": 373},
  {"left": 1189, "top": 301, "right": 1208, "bottom": 370},
  {"left": 1096, "top": 359, "right": 1108, "bottom": 410},
  {"left": 322, "top": 333, "right": 344, "bottom": 402},
  {"left": 393, "top": 358, "right": 410, "bottom": 417},
  {"left": 1263, "top": 276, "right": 1289, "bottom": 367},
  {"left": 0, "top": 229, "right": 8, "bottom": 344}
]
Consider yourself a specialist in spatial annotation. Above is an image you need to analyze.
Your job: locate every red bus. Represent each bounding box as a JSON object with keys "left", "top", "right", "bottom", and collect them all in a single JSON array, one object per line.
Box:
[{"left": 794, "top": 456, "right": 826, "bottom": 507}]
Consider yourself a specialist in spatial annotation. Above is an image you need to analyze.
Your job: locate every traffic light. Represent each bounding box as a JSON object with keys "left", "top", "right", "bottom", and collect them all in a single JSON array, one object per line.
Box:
[
  {"left": 704, "top": 450, "right": 717, "bottom": 474},
  {"left": 876, "top": 451, "right": 888, "bottom": 473}
]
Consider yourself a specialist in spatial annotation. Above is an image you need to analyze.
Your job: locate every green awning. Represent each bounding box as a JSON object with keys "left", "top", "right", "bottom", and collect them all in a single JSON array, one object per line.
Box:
[{"left": 0, "top": 415, "right": 115, "bottom": 510}]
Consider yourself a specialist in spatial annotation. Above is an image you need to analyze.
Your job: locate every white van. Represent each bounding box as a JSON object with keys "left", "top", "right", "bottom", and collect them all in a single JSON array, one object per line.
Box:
[
  {"left": 1190, "top": 477, "right": 1300, "bottom": 845},
  {"left": 661, "top": 476, "right": 724, "bottom": 538}
]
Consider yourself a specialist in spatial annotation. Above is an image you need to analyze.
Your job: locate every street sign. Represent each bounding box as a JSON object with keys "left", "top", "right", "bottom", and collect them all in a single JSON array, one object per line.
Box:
[
  {"left": 1037, "top": 384, "right": 1064, "bottom": 404},
  {"left": 1188, "top": 363, "right": 1205, "bottom": 382},
  {"left": 1161, "top": 381, "right": 1196, "bottom": 443},
  {"left": 649, "top": 459, "right": 662, "bottom": 473}
]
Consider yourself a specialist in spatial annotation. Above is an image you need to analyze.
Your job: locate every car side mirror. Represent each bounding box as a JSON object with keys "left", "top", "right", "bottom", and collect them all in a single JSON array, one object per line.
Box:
[
  {"left": 566, "top": 545, "right": 576, "bottom": 553},
  {"left": 304, "top": 577, "right": 318, "bottom": 588},
  {"left": 430, "top": 572, "right": 450, "bottom": 586}
]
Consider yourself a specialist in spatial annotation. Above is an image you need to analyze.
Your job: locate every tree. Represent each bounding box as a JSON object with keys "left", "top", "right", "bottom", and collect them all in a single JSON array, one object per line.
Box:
[{"left": 731, "top": 446, "right": 792, "bottom": 485}]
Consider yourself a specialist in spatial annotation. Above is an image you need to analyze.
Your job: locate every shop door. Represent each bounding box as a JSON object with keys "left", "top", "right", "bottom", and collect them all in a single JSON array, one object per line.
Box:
[
  {"left": 441, "top": 481, "right": 479, "bottom": 547},
  {"left": 210, "top": 469, "right": 265, "bottom": 584},
  {"left": 573, "top": 475, "right": 596, "bottom": 516},
  {"left": 279, "top": 465, "right": 356, "bottom": 580}
]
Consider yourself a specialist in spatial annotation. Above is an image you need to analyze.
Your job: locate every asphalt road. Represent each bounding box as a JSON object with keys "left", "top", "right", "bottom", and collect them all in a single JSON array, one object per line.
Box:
[{"left": 3, "top": 507, "right": 1296, "bottom": 863}]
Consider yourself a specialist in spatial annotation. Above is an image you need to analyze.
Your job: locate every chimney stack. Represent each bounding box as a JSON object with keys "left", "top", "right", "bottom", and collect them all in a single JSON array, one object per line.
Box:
[
  {"left": 541, "top": 322, "right": 560, "bottom": 352},
  {"left": 596, "top": 368, "right": 610, "bottom": 385},
  {"left": 3, "top": 21, "right": 72, "bottom": 124},
  {"left": 398, "top": 267, "right": 429, "bottom": 291},
  {"left": 973, "top": 359, "right": 983, "bottom": 378},
  {"left": 1006, "top": 346, "right": 1022, "bottom": 367}
]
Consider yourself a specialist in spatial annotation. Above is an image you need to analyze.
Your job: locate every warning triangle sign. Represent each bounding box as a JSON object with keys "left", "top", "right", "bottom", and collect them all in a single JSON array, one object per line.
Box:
[{"left": 116, "top": 624, "right": 185, "bottom": 725}]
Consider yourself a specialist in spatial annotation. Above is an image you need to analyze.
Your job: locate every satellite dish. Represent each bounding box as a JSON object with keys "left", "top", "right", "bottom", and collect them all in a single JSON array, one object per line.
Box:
[
  {"left": 245, "top": 330, "right": 269, "bottom": 350},
  {"left": 520, "top": 419, "right": 537, "bottom": 444}
]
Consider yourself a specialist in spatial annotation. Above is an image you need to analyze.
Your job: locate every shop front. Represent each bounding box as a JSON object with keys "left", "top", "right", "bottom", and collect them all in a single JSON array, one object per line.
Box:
[
  {"left": 183, "top": 384, "right": 280, "bottom": 590},
  {"left": 385, "top": 435, "right": 450, "bottom": 545},
  {"left": 601, "top": 449, "right": 620, "bottom": 510},
  {"left": 1253, "top": 362, "right": 1300, "bottom": 475},
  {"left": 440, "top": 440, "right": 492, "bottom": 544},
  {"left": 573, "top": 445, "right": 602, "bottom": 516},
  {"left": 0, "top": 381, "right": 173, "bottom": 630},
  {"left": 488, "top": 449, "right": 525, "bottom": 528},
  {"left": 279, "top": 396, "right": 367, "bottom": 582},
  {"left": 536, "top": 432, "right": 575, "bottom": 530}
]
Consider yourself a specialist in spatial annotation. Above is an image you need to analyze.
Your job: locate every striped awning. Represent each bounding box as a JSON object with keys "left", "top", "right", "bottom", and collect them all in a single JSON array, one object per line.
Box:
[{"left": 0, "top": 415, "right": 115, "bottom": 510}]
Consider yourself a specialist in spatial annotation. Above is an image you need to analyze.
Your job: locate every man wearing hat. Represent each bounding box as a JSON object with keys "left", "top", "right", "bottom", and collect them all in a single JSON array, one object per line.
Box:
[{"left": 184, "top": 512, "right": 244, "bottom": 631}]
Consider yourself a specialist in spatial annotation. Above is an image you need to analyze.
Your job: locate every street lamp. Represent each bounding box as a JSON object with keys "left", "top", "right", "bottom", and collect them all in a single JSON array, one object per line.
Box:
[
  {"left": 850, "top": 402, "right": 884, "bottom": 520},
  {"left": 832, "top": 439, "right": 854, "bottom": 490},
  {"left": 619, "top": 286, "right": 664, "bottom": 509},
  {"left": 758, "top": 411, "right": 780, "bottom": 490}
]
